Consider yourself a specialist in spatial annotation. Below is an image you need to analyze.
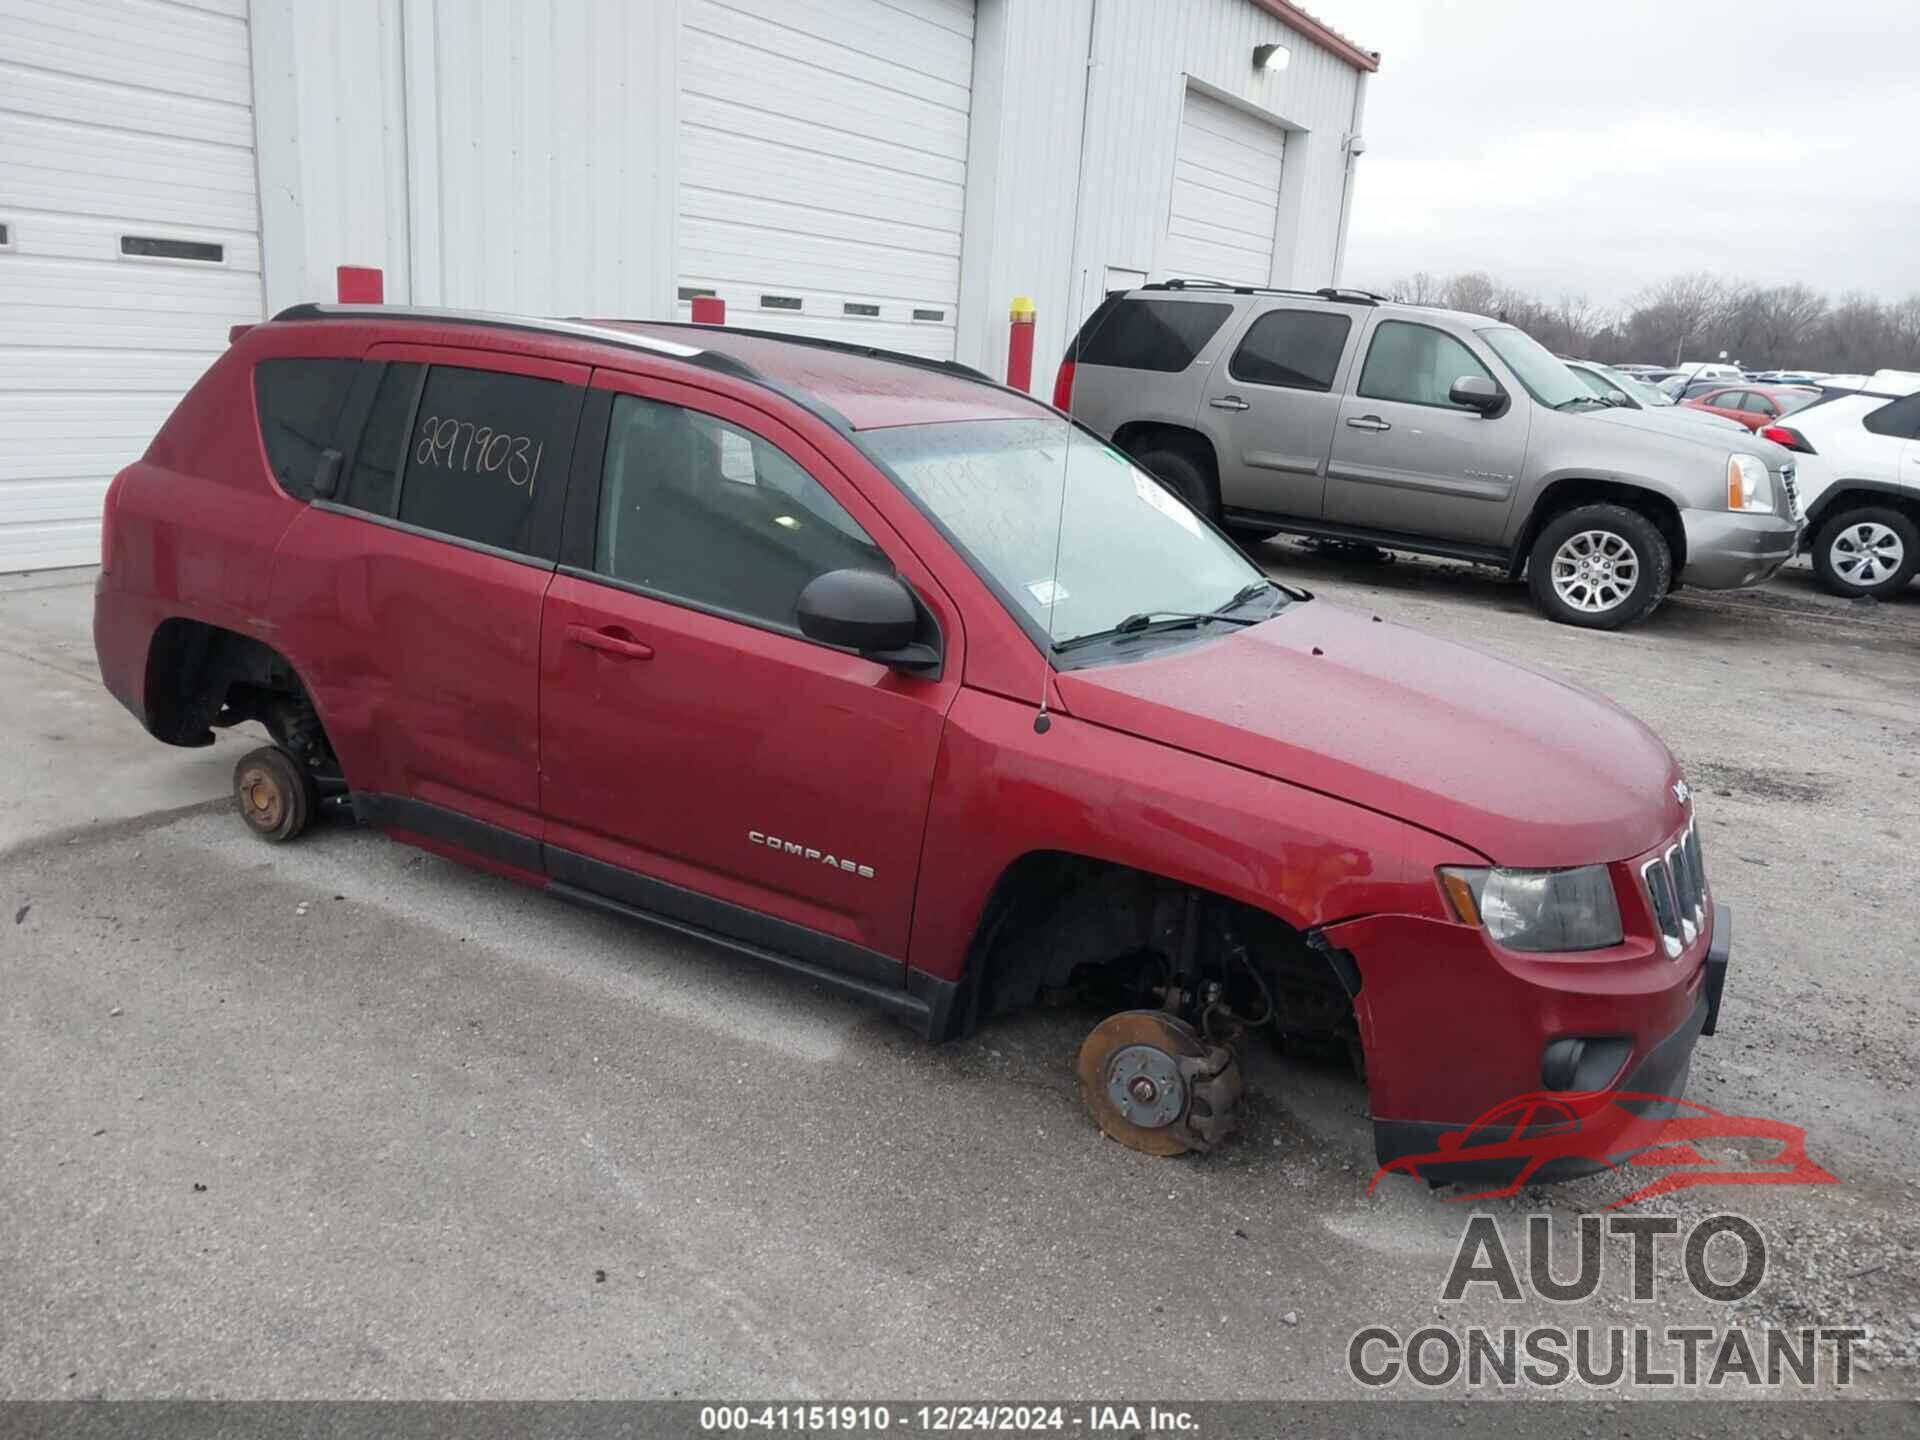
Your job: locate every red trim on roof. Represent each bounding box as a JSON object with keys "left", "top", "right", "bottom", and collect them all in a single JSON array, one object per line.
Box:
[{"left": 1251, "top": 0, "right": 1379, "bottom": 73}]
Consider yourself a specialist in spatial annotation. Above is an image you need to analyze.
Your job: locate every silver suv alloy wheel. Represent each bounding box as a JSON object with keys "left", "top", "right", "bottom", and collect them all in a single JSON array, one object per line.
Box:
[
  {"left": 1550, "top": 529, "right": 1641, "bottom": 614},
  {"left": 1830, "top": 521, "right": 1905, "bottom": 588}
]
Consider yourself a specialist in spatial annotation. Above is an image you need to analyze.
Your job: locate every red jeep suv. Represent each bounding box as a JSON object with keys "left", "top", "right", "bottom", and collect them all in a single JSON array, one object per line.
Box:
[{"left": 94, "top": 305, "right": 1731, "bottom": 1174}]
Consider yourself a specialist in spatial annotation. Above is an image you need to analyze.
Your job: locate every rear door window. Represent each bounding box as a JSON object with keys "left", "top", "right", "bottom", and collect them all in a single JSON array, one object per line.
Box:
[
  {"left": 1076, "top": 299, "right": 1234, "bottom": 372},
  {"left": 341, "top": 363, "right": 424, "bottom": 517},
  {"left": 254, "top": 358, "right": 360, "bottom": 499},
  {"left": 1228, "top": 308, "right": 1352, "bottom": 391},
  {"left": 394, "top": 366, "right": 584, "bottom": 559}
]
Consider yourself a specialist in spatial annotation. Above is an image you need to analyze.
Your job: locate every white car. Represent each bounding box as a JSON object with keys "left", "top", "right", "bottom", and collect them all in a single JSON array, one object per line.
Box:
[{"left": 1762, "top": 370, "right": 1920, "bottom": 598}]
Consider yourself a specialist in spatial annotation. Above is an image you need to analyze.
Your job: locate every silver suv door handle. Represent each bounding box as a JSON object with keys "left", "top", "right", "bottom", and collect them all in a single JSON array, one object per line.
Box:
[
  {"left": 1346, "top": 415, "right": 1391, "bottom": 432},
  {"left": 1209, "top": 396, "right": 1250, "bottom": 411}
]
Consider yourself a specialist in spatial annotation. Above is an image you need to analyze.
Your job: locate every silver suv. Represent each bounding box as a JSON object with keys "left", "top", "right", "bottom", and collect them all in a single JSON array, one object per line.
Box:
[{"left": 1059, "top": 283, "right": 1804, "bottom": 628}]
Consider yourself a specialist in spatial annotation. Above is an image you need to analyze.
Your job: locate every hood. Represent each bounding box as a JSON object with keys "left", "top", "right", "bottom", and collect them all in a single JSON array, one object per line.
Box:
[
  {"left": 1581, "top": 402, "right": 1792, "bottom": 468},
  {"left": 1634, "top": 404, "right": 1748, "bottom": 435},
  {"left": 1056, "top": 602, "right": 1688, "bottom": 868}
]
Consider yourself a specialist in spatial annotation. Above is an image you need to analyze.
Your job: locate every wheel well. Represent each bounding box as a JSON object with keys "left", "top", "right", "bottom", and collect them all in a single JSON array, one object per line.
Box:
[
  {"left": 1515, "top": 479, "right": 1686, "bottom": 579},
  {"left": 1807, "top": 485, "right": 1920, "bottom": 533},
  {"left": 1110, "top": 421, "right": 1218, "bottom": 482},
  {"left": 142, "top": 620, "right": 336, "bottom": 779},
  {"left": 950, "top": 851, "right": 1358, "bottom": 1059}
]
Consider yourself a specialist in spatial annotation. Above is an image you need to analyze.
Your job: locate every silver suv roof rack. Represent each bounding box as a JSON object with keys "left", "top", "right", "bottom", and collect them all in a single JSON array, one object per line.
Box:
[{"left": 1145, "top": 279, "right": 1387, "bottom": 306}]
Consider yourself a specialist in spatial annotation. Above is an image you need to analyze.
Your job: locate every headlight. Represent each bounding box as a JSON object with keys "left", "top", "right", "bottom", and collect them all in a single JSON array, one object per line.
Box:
[
  {"left": 1438, "top": 864, "right": 1624, "bottom": 952},
  {"left": 1726, "top": 453, "right": 1774, "bottom": 513}
]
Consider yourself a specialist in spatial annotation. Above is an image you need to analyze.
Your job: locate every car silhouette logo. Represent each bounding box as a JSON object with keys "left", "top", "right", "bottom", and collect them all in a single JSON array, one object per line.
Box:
[{"left": 1368, "top": 1090, "right": 1836, "bottom": 1207}]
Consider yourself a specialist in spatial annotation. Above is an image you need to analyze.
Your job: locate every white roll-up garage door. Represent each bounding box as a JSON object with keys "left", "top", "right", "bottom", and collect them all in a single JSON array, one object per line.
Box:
[
  {"left": 0, "top": 0, "right": 264, "bottom": 573},
  {"left": 677, "top": 0, "right": 974, "bottom": 359},
  {"left": 1163, "top": 87, "right": 1287, "bottom": 289}
]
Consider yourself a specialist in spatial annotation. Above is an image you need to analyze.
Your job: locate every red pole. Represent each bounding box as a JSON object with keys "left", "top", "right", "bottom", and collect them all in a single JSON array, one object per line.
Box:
[
  {"left": 690, "top": 295, "right": 726, "bottom": 325},
  {"left": 336, "top": 265, "right": 383, "bottom": 303},
  {"left": 1006, "top": 294, "right": 1036, "bottom": 392}
]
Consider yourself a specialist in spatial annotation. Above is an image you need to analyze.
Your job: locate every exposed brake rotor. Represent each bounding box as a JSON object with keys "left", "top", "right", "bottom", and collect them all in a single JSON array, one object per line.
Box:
[{"left": 1076, "top": 1009, "right": 1243, "bottom": 1156}]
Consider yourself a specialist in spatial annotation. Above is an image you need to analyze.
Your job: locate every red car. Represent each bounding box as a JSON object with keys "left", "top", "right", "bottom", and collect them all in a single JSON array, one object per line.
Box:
[
  {"left": 94, "top": 304, "right": 1731, "bottom": 1168},
  {"left": 1683, "top": 384, "right": 1819, "bottom": 432},
  {"left": 1370, "top": 1090, "right": 1836, "bottom": 1206}
]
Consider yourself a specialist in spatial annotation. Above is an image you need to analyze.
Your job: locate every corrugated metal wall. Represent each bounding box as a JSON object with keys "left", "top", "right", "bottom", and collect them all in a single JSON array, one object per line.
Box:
[
  {"left": 252, "top": 0, "right": 677, "bottom": 320},
  {"left": 955, "top": 0, "right": 1365, "bottom": 385}
]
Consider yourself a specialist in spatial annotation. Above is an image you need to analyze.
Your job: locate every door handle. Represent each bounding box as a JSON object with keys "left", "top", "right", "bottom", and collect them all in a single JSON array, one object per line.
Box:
[
  {"left": 1209, "top": 396, "right": 1251, "bottom": 411},
  {"left": 566, "top": 624, "right": 654, "bottom": 660},
  {"left": 1345, "top": 415, "right": 1391, "bottom": 432}
]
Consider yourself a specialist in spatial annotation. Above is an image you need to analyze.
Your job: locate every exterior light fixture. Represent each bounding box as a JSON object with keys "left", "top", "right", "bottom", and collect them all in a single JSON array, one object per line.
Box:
[{"left": 1253, "top": 42, "right": 1289, "bottom": 71}]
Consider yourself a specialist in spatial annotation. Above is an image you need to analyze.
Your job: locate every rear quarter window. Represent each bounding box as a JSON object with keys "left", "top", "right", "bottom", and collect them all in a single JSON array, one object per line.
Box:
[
  {"left": 1077, "top": 299, "right": 1234, "bottom": 373},
  {"left": 1863, "top": 392, "right": 1920, "bottom": 439},
  {"left": 254, "top": 358, "right": 360, "bottom": 499}
]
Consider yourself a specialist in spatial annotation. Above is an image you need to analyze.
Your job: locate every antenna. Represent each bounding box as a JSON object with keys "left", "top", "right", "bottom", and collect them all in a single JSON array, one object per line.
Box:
[{"left": 1035, "top": 267, "right": 1092, "bottom": 735}]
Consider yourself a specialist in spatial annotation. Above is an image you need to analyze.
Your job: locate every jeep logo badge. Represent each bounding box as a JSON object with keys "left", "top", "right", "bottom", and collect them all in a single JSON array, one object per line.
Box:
[{"left": 1673, "top": 779, "right": 1692, "bottom": 807}]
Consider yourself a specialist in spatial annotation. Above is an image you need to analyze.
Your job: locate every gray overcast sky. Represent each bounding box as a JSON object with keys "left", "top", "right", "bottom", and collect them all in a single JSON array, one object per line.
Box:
[{"left": 1323, "top": 0, "right": 1920, "bottom": 307}]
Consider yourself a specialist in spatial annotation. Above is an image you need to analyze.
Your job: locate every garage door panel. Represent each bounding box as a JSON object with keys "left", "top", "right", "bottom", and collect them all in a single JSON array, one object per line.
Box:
[
  {"left": 1164, "top": 89, "right": 1285, "bottom": 288},
  {"left": 681, "top": 129, "right": 965, "bottom": 234},
  {"left": 0, "top": 256, "right": 263, "bottom": 313},
  {"left": 680, "top": 92, "right": 964, "bottom": 188},
  {"left": 0, "top": 211, "right": 260, "bottom": 271},
  {"left": 681, "top": 40, "right": 967, "bottom": 161},
  {"left": 1, "top": 117, "right": 259, "bottom": 232},
  {"left": 672, "top": 298, "right": 955, "bottom": 359},
  {"left": 684, "top": 1, "right": 970, "bottom": 122},
  {"left": 0, "top": 54, "right": 254, "bottom": 147},
  {"left": 680, "top": 225, "right": 958, "bottom": 305},
  {"left": 0, "top": 0, "right": 261, "bottom": 571},
  {"left": 701, "top": 0, "right": 975, "bottom": 84},
  {"left": 679, "top": 0, "right": 973, "bottom": 360},
  {"left": 0, "top": 0, "right": 250, "bottom": 103},
  {"left": 0, "top": 348, "right": 218, "bottom": 393}
]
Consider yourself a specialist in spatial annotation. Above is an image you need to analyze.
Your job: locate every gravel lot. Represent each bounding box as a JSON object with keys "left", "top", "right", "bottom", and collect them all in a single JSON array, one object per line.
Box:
[{"left": 2, "top": 556, "right": 1916, "bottom": 1403}]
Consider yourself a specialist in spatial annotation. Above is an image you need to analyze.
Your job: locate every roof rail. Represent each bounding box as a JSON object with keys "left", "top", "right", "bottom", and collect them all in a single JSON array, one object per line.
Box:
[
  {"left": 268, "top": 302, "right": 768, "bottom": 385},
  {"left": 608, "top": 318, "right": 996, "bottom": 385},
  {"left": 1146, "top": 278, "right": 1385, "bottom": 306}
]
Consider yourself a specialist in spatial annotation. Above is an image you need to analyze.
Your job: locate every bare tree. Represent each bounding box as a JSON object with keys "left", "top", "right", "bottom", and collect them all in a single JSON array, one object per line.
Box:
[
  {"left": 1550, "top": 294, "right": 1601, "bottom": 356},
  {"left": 1442, "top": 271, "right": 1498, "bottom": 315},
  {"left": 1387, "top": 270, "right": 1443, "bottom": 305},
  {"left": 1751, "top": 284, "right": 1827, "bottom": 357}
]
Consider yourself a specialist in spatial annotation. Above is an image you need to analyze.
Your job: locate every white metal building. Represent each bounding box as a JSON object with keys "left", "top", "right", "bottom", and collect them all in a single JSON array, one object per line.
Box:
[{"left": 0, "top": 0, "right": 1377, "bottom": 572}]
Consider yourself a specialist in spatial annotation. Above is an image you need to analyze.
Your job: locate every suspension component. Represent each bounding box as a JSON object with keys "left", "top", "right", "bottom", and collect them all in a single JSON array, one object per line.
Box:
[{"left": 1076, "top": 1010, "right": 1243, "bottom": 1156}]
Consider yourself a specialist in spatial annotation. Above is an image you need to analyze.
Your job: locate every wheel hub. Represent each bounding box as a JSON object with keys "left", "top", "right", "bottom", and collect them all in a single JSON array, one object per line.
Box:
[
  {"left": 238, "top": 768, "right": 283, "bottom": 827},
  {"left": 1106, "top": 1044, "right": 1186, "bottom": 1129},
  {"left": 1076, "top": 1010, "right": 1244, "bottom": 1155},
  {"left": 1550, "top": 529, "right": 1639, "bottom": 613}
]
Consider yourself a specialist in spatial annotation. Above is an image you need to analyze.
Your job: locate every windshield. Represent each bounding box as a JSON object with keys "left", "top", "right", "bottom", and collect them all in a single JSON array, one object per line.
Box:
[
  {"left": 860, "top": 418, "right": 1270, "bottom": 652},
  {"left": 1480, "top": 327, "right": 1593, "bottom": 408}
]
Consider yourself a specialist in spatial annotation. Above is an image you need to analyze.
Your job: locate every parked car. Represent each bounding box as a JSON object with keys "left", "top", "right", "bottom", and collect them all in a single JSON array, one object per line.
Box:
[
  {"left": 1749, "top": 370, "right": 1826, "bottom": 387},
  {"left": 95, "top": 303, "right": 1731, "bottom": 1174},
  {"left": 1756, "top": 370, "right": 1920, "bottom": 597},
  {"left": 1058, "top": 282, "right": 1803, "bottom": 629},
  {"left": 1682, "top": 384, "right": 1819, "bottom": 432},
  {"left": 1562, "top": 359, "right": 1747, "bottom": 434}
]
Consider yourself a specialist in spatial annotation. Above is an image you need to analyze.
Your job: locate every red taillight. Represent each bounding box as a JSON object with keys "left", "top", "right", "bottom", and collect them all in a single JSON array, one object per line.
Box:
[
  {"left": 1759, "top": 424, "right": 1813, "bottom": 453},
  {"left": 1052, "top": 359, "right": 1076, "bottom": 411}
]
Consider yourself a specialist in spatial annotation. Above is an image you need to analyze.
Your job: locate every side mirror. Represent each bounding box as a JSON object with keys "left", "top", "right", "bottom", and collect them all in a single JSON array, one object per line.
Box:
[
  {"left": 1448, "top": 375, "right": 1505, "bottom": 415},
  {"left": 796, "top": 569, "right": 939, "bottom": 673},
  {"left": 312, "top": 448, "right": 343, "bottom": 500},
  {"left": 1604, "top": 389, "right": 1631, "bottom": 407}
]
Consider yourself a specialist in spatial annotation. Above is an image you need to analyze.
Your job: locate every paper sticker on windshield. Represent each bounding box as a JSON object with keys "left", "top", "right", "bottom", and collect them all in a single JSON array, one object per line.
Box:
[
  {"left": 1027, "top": 578, "right": 1070, "bottom": 605},
  {"left": 1134, "top": 473, "right": 1204, "bottom": 538}
]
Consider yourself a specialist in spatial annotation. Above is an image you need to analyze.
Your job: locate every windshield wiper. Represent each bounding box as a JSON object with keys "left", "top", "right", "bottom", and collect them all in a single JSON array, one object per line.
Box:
[
  {"left": 1555, "top": 395, "right": 1609, "bottom": 411},
  {"left": 1053, "top": 609, "right": 1261, "bottom": 654}
]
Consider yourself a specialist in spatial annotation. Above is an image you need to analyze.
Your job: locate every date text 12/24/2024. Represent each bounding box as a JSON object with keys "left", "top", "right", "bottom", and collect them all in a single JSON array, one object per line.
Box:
[{"left": 699, "top": 1406, "right": 1199, "bottom": 1433}]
